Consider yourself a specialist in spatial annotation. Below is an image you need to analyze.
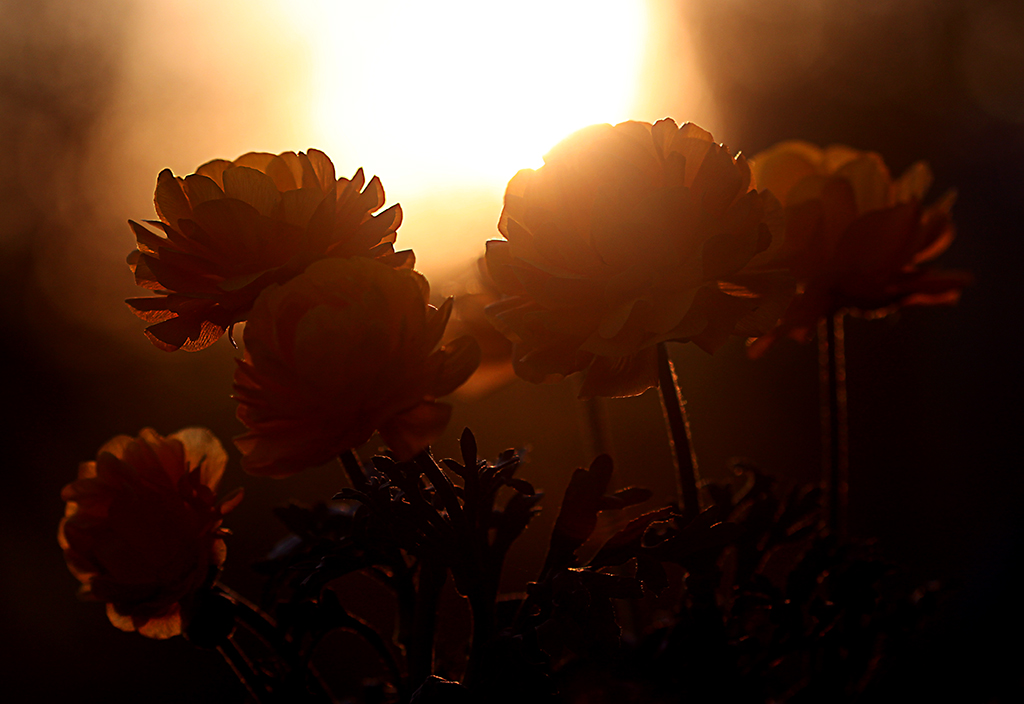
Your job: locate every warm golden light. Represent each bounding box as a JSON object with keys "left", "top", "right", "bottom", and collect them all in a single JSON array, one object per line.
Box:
[{"left": 296, "top": 0, "right": 648, "bottom": 196}]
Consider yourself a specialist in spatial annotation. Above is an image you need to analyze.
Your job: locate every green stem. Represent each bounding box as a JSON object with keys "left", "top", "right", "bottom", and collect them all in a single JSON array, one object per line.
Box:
[
  {"left": 656, "top": 342, "right": 700, "bottom": 523},
  {"left": 818, "top": 312, "right": 848, "bottom": 538}
]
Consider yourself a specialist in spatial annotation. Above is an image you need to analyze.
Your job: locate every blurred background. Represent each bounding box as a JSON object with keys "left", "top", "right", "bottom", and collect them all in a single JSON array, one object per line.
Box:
[{"left": 2, "top": 0, "right": 1021, "bottom": 700}]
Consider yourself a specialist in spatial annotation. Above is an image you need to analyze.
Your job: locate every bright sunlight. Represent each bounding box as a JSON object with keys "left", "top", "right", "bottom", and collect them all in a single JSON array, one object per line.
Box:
[{"left": 295, "top": 0, "right": 648, "bottom": 196}]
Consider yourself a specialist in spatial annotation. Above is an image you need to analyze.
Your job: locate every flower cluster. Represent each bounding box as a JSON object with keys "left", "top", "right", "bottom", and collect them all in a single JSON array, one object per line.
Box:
[
  {"left": 65, "top": 118, "right": 967, "bottom": 699},
  {"left": 73, "top": 149, "right": 483, "bottom": 642},
  {"left": 59, "top": 428, "right": 242, "bottom": 639},
  {"left": 127, "top": 150, "right": 408, "bottom": 351},
  {"left": 485, "top": 119, "right": 790, "bottom": 398},
  {"left": 122, "top": 148, "right": 480, "bottom": 475}
]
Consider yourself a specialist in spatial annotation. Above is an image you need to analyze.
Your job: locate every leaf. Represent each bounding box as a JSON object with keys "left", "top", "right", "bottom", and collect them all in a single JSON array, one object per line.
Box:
[
  {"left": 504, "top": 477, "right": 535, "bottom": 497},
  {"left": 541, "top": 455, "right": 614, "bottom": 575},
  {"left": 459, "top": 427, "right": 478, "bottom": 470},
  {"left": 643, "top": 509, "right": 741, "bottom": 566},
  {"left": 589, "top": 506, "right": 674, "bottom": 568}
]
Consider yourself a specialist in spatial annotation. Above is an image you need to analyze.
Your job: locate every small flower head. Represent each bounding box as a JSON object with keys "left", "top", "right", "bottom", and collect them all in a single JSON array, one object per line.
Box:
[
  {"left": 485, "top": 119, "right": 789, "bottom": 397},
  {"left": 127, "top": 149, "right": 409, "bottom": 351},
  {"left": 233, "top": 257, "right": 481, "bottom": 477},
  {"left": 748, "top": 141, "right": 969, "bottom": 355},
  {"left": 59, "top": 428, "right": 242, "bottom": 639}
]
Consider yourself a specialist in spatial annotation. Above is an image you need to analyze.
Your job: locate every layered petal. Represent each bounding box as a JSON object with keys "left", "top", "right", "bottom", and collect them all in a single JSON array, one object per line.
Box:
[
  {"left": 484, "top": 119, "right": 791, "bottom": 397},
  {"left": 233, "top": 258, "right": 480, "bottom": 476},
  {"left": 749, "top": 141, "right": 969, "bottom": 354},
  {"left": 127, "top": 150, "right": 410, "bottom": 351},
  {"left": 59, "top": 428, "right": 241, "bottom": 639}
]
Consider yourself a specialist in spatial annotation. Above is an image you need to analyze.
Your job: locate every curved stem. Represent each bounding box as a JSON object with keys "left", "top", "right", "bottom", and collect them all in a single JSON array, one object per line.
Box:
[
  {"left": 656, "top": 342, "right": 700, "bottom": 523},
  {"left": 217, "top": 584, "right": 280, "bottom": 648},
  {"left": 216, "top": 584, "right": 335, "bottom": 703},
  {"left": 818, "top": 312, "right": 848, "bottom": 538},
  {"left": 217, "top": 637, "right": 272, "bottom": 704},
  {"left": 339, "top": 612, "right": 407, "bottom": 700}
]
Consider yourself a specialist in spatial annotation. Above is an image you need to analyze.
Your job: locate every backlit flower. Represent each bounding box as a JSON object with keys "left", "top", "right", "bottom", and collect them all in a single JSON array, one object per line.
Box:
[
  {"left": 59, "top": 428, "right": 242, "bottom": 639},
  {"left": 747, "top": 141, "right": 969, "bottom": 356},
  {"left": 127, "top": 149, "right": 409, "bottom": 351},
  {"left": 233, "top": 257, "right": 480, "bottom": 476},
  {"left": 485, "top": 119, "right": 789, "bottom": 397}
]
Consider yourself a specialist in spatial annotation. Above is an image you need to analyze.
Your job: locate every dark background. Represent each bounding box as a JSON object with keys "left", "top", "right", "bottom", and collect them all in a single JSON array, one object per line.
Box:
[{"left": 2, "top": 0, "right": 1022, "bottom": 701}]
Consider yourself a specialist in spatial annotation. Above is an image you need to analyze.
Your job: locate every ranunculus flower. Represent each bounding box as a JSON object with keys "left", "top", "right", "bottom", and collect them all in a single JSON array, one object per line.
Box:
[
  {"left": 747, "top": 140, "right": 970, "bottom": 356},
  {"left": 127, "top": 149, "right": 409, "bottom": 351},
  {"left": 233, "top": 257, "right": 481, "bottom": 476},
  {"left": 59, "top": 428, "right": 242, "bottom": 639},
  {"left": 484, "top": 119, "right": 790, "bottom": 397}
]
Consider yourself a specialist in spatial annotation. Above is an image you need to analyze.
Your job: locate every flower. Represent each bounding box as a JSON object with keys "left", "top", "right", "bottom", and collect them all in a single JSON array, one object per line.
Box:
[
  {"left": 59, "top": 428, "right": 243, "bottom": 639},
  {"left": 233, "top": 257, "right": 481, "bottom": 476},
  {"left": 484, "top": 119, "right": 790, "bottom": 398},
  {"left": 747, "top": 140, "right": 970, "bottom": 356},
  {"left": 127, "top": 149, "right": 410, "bottom": 351}
]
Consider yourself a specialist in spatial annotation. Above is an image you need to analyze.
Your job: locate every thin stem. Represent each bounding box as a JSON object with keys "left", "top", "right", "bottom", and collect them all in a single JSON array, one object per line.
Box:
[
  {"left": 216, "top": 584, "right": 335, "bottom": 703},
  {"left": 582, "top": 396, "right": 612, "bottom": 458},
  {"left": 464, "top": 589, "right": 497, "bottom": 688},
  {"left": 217, "top": 636, "right": 272, "bottom": 704},
  {"left": 339, "top": 449, "right": 369, "bottom": 491},
  {"left": 408, "top": 560, "right": 446, "bottom": 690},
  {"left": 656, "top": 342, "right": 700, "bottom": 523},
  {"left": 390, "top": 561, "right": 418, "bottom": 667},
  {"left": 217, "top": 584, "right": 281, "bottom": 651},
  {"left": 367, "top": 559, "right": 417, "bottom": 700},
  {"left": 339, "top": 612, "right": 407, "bottom": 700},
  {"left": 818, "top": 312, "right": 848, "bottom": 538}
]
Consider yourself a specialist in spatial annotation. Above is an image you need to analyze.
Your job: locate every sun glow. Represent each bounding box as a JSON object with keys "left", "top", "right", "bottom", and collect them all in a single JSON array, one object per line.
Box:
[{"left": 296, "top": 1, "right": 648, "bottom": 197}]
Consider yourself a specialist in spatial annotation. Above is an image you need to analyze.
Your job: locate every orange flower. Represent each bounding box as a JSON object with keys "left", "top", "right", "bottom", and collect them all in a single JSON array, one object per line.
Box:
[
  {"left": 747, "top": 141, "right": 970, "bottom": 356},
  {"left": 485, "top": 119, "right": 790, "bottom": 397},
  {"left": 233, "top": 257, "right": 481, "bottom": 476},
  {"left": 127, "top": 149, "right": 410, "bottom": 351},
  {"left": 59, "top": 428, "right": 243, "bottom": 639}
]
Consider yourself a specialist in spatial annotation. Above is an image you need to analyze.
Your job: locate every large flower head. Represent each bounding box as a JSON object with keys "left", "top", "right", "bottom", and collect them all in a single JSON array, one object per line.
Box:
[
  {"left": 484, "top": 119, "right": 789, "bottom": 397},
  {"left": 233, "top": 257, "right": 481, "bottom": 477},
  {"left": 748, "top": 140, "right": 969, "bottom": 355},
  {"left": 127, "top": 149, "right": 409, "bottom": 351},
  {"left": 59, "top": 428, "right": 242, "bottom": 639}
]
